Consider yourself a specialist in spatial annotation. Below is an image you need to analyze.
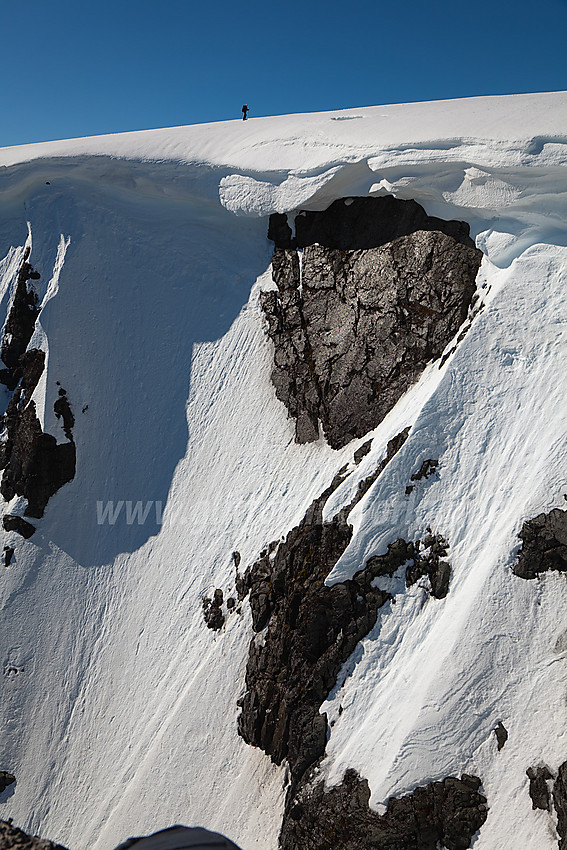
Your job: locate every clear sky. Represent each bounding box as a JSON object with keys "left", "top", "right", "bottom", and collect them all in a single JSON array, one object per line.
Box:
[{"left": 2, "top": 0, "right": 566, "bottom": 147}]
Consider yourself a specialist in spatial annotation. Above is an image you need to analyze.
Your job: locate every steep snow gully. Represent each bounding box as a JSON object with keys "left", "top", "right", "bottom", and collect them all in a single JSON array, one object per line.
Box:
[{"left": 0, "top": 92, "right": 566, "bottom": 850}]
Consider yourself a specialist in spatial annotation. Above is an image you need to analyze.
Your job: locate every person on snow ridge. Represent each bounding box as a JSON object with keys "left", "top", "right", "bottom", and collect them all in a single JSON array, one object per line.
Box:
[{"left": 242, "top": 104, "right": 249, "bottom": 120}]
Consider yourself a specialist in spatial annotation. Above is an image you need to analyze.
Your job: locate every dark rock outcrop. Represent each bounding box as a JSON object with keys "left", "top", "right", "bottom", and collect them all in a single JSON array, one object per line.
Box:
[
  {"left": 494, "top": 721, "right": 508, "bottom": 751},
  {"left": 554, "top": 762, "right": 567, "bottom": 849},
  {"left": 0, "top": 374, "right": 76, "bottom": 518},
  {"left": 203, "top": 589, "right": 225, "bottom": 630},
  {"left": 0, "top": 249, "right": 41, "bottom": 391},
  {"left": 280, "top": 768, "right": 488, "bottom": 850},
  {"left": 2, "top": 516, "right": 35, "bottom": 539},
  {"left": 404, "top": 531, "right": 451, "bottom": 600},
  {"left": 0, "top": 773, "right": 15, "bottom": 793},
  {"left": 263, "top": 199, "right": 483, "bottom": 449},
  {"left": 0, "top": 255, "right": 76, "bottom": 520},
  {"left": 527, "top": 765, "right": 553, "bottom": 810},
  {"left": 238, "top": 429, "right": 454, "bottom": 795},
  {"left": 513, "top": 508, "right": 567, "bottom": 579},
  {"left": 405, "top": 459, "right": 439, "bottom": 495},
  {"left": 238, "top": 467, "right": 363, "bottom": 786},
  {"left": 523, "top": 760, "right": 567, "bottom": 847},
  {"left": 353, "top": 439, "right": 372, "bottom": 464},
  {"left": 0, "top": 820, "right": 68, "bottom": 850}
]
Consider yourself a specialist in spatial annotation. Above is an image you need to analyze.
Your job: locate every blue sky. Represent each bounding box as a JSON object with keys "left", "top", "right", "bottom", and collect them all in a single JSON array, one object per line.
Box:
[{"left": 2, "top": 0, "right": 566, "bottom": 147}]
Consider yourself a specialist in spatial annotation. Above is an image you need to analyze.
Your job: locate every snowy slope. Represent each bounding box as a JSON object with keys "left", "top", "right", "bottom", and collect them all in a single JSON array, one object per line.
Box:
[{"left": 0, "top": 92, "right": 566, "bottom": 850}]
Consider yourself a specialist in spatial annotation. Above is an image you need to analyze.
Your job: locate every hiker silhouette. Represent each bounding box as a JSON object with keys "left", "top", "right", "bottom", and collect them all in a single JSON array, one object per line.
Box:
[{"left": 242, "top": 104, "right": 249, "bottom": 120}]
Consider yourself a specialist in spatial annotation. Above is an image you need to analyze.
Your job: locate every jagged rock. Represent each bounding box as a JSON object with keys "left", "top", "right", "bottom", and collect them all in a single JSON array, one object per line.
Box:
[
  {"left": 3, "top": 515, "right": 35, "bottom": 539},
  {"left": 0, "top": 351, "right": 76, "bottom": 519},
  {"left": 353, "top": 439, "right": 372, "bottom": 464},
  {"left": 267, "top": 213, "right": 294, "bottom": 249},
  {"left": 0, "top": 773, "right": 15, "bottom": 793},
  {"left": 526, "top": 760, "right": 567, "bottom": 848},
  {"left": 405, "top": 531, "right": 451, "bottom": 599},
  {"left": 494, "top": 721, "right": 508, "bottom": 751},
  {"left": 0, "top": 400, "right": 76, "bottom": 519},
  {"left": 513, "top": 508, "right": 567, "bottom": 579},
  {"left": 0, "top": 819, "right": 68, "bottom": 849},
  {"left": 235, "top": 573, "right": 247, "bottom": 601},
  {"left": 429, "top": 560, "right": 451, "bottom": 599},
  {"left": 238, "top": 430, "right": 421, "bottom": 792},
  {"left": 18, "top": 350, "right": 45, "bottom": 394},
  {"left": 0, "top": 251, "right": 41, "bottom": 390},
  {"left": 526, "top": 765, "right": 554, "bottom": 810},
  {"left": 0, "top": 253, "right": 76, "bottom": 520},
  {"left": 280, "top": 768, "right": 488, "bottom": 850},
  {"left": 554, "top": 762, "right": 567, "bottom": 849},
  {"left": 203, "top": 588, "right": 225, "bottom": 630},
  {"left": 263, "top": 201, "right": 482, "bottom": 449},
  {"left": 405, "top": 458, "right": 439, "bottom": 494},
  {"left": 233, "top": 552, "right": 250, "bottom": 601}
]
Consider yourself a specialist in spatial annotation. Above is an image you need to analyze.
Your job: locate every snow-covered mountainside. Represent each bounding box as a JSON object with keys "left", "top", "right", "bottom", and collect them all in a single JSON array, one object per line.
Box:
[{"left": 0, "top": 92, "right": 566, "bottom": 850}]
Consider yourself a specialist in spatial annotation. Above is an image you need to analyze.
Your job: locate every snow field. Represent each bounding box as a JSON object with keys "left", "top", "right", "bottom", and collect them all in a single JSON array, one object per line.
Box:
[{"left": 0, "top": 92, "right": 566, "bottom": 849}]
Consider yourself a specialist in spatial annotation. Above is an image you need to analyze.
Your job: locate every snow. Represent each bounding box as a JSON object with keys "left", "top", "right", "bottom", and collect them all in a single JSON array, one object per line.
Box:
[
  {"left": 320, "top": 245, "right": 567, "bottom": 849},
  {"left": 0, "top": 92, "right": 566, "bottom": 849},
  {"left": 1, "top": 92, "right": 565, "bottom": 173}
]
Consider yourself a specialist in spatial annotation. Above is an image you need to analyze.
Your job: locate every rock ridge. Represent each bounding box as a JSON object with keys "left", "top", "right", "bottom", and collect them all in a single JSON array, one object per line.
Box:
[
  {"left": 237, "top": 431, "right": 410, "bottom": 792},
  {"left": 280, "top": 768, "right": 488, "bottom": 850},
  {"left": 513, "top": 507, "right": 567, "bottom": 579},
  {"left": 237, "top": 428, "right": 453, "bottom": 804},
  {"left": 523, "top": 760, "right": 567, "bottom": 848},
  {"left": 0, "top": 248, "right": 41, "bottom": 392},
  {"left": 0, "top": 256, "right": 76, "bottom": 522}
]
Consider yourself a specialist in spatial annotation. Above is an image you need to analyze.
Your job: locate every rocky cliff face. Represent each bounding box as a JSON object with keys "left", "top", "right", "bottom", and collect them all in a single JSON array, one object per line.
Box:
[
  {"left": 554, "top": 763, "right": 567, "bottom": 850},
  {"left": 513, "top": 507, "right": 567, "bottom": 579},
  {"left": 280, "top": 769, "right": 487, "bottom": 850},
  {"left": 523, "top": 761, "right": 567, "bottom": 848},
  {"left": 262, "top": 197, "right": 483, "bottom": 448},
  {"left": 237, "top": 431, "right": 466, "bottom": 847},
  {"left": 0, "top": 255, "right": 75, "bottom": 526},
  {"left": 233, "top": 197, "right": 488, "bottom": 849},
  {"left": 237, "top": 431, "right": 411, "bottom": 793},
  {"left": 0, "top": 250, "right": 41, "bottom": 391},
  {"left": 237, "top": 428, "right": 454, "bottom": 791}
]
